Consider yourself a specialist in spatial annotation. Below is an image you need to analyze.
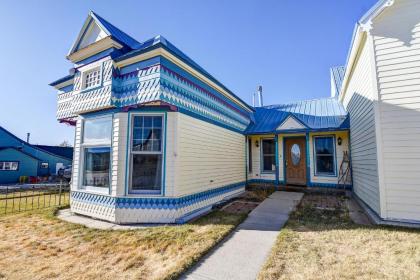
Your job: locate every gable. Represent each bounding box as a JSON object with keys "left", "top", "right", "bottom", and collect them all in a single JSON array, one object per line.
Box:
[
  {"left": 77, "top": 20, "right": 108, "bottom": 51},
  {"left": 276, "top": 115, "right": 306, "bottom": 130}
]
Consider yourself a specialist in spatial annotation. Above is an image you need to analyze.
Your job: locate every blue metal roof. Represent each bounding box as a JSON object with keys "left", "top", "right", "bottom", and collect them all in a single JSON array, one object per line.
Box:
[
  {"left": 246, "top": 97, "right": 349, "bottom": 134},
  {"left": 330, "top": 66, "right": 345, "bottom": 95},
  {"left": 90, "top": 11, "right": 141, "bottom": 50}
]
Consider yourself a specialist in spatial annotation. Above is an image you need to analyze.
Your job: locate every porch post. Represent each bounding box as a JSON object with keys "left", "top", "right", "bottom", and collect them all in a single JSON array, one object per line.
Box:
[{"left": 275, "top": 134, "right": 279, "bottom": 188}]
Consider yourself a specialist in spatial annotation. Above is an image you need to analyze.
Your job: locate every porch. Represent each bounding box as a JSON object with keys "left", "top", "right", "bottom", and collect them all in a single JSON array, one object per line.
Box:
[{"left": 246, "top": 131, "right": 351, "bottom": 190}]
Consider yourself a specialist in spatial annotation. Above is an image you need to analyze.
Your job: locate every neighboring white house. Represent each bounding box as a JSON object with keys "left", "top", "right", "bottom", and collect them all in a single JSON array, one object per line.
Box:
[
  {"left": 49, "top": 0, "right": 420, "bottom": 226},
  {"left": 339, "top": 0, "right": 420, "bottom": 224}
]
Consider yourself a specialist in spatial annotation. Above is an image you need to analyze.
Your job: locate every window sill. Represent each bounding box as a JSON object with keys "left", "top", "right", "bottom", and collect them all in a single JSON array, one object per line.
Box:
[{"left": 79, "top": 187, "right": 110, "bottom": 195}]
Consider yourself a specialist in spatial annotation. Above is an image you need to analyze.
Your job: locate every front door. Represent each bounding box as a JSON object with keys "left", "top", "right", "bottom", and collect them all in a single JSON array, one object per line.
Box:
[{"left": 285, "top": 137, "right": 307, "bottom": 185}]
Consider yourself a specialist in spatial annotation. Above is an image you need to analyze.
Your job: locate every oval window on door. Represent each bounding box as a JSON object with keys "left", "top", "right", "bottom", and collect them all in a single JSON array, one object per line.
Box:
[{"left": 291, "top": 144, "right": 301, "bottom": 166}]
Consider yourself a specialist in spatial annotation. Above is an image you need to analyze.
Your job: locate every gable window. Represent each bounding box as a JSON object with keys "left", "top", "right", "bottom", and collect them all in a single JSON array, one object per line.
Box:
[
  {"left": 81, "top": 116, "right": 112, "bottom": 192},
  {"left": 261, "top": 139, "right": 275, "bottom": 173},
  {"left": 130, "top": 115, "right": 164, "bottom": 194},
  {"left": 83, "top": 67, "right": 101, "bottom": 90},
  {"left": 314, "top": 136, "right": 336, "bottom": 176},
  {"left": 40, "top": 162, "right": 49, "bottom": 169},
  {"left": 0, "top": 161, "right": 19, "bottom": 171}
]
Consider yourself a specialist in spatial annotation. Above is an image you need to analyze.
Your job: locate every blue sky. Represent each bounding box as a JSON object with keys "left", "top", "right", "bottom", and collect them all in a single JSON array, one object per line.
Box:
[{"left": 0, "top": 0, "right": 377, "bottom": 145}]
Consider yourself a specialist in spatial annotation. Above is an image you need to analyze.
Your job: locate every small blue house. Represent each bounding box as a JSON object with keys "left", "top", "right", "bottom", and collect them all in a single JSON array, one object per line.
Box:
[{"left": 0, "top": 126, "right": 73, "bottom": 184}]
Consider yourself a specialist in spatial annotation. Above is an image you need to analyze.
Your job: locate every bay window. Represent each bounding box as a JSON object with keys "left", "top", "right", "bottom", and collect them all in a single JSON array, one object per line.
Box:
[
  {"left": 261, "top": 139, "right": 275, "bottom": 173},
  {"left": 81, "top": 116, "right": 112, "bottom": 191},
  {"left": 130, "top": 115, "right": 164, "bottom": 194},
  {"left": 314, "top": 136, "right": 336, "bottom": 176}
]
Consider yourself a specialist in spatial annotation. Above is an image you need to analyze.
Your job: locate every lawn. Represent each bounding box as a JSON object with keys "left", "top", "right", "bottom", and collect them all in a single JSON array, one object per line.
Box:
[
  {"left": 259, "top": 194, "right": 420, "bottom": 280},
  {"left": 0, "top": 206, "right": 245, "bottom": 280}
]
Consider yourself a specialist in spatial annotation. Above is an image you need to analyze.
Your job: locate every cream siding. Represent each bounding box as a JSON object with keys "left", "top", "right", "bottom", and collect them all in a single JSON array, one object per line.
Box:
[
  {"left": 342, "top": 36, "right": 381, "bottom": 214},
  {"left": 174, "top": 113, "right": 246, "bottom": 196},
  {"left": 371, "top": 0, "right": 420, "bottom": 221}
]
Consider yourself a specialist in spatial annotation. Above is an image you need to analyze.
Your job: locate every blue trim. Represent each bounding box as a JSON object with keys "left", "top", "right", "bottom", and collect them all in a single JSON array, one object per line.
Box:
[
  {"left": 312, "top": 135, "right": 337, "bottom": 177},
  {"left": 71, "top": 181, "right": 245, "bottom": 209},
  {"left": 247, "top": 179, "right": 277, "bottom": 185},
  {"left": 308, "top": 182, "right": 352, "bottom": 190},
  {"left": 246, "top": 128, "right": 349, "bottom": 136}
]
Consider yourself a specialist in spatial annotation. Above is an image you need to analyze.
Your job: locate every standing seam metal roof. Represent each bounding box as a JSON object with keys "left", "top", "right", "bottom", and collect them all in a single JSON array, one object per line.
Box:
[{"left": 246, "top": 97, "right": 349, "bottom": 134}]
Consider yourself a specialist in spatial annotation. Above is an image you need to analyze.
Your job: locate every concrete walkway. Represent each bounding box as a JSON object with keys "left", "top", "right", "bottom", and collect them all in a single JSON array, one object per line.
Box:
[
  {"left": 57, "top": 209, "right": 154, "bottom": 230},
  {"left": 182, "top": 191, "right": 304, "bottom": 280}
]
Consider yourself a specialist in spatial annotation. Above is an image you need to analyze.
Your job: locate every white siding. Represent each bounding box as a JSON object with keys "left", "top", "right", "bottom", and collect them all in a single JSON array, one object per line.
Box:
[
  {"left": 342, "top": 36, "right": 381, "bottom": 214},
  {"left": 71, "top": 118, "right": 82, "bottom": 191},
  {"left": 174, "top": 113, "right": 246, "bottom": 196},
  {"left": 112, "top": 113, "right": 128, "bottom": 196},
  {"left": 372, "top": 0, "right": 420, "bottom": 221}
]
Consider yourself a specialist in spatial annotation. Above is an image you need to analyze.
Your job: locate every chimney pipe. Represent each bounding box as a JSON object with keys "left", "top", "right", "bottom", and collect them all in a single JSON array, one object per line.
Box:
[
  {"left": 257, "top": 85, "right": 263, "bottom": 107},
  {"left": 26, "top": 133, "right": 30, "bottom": 143}
]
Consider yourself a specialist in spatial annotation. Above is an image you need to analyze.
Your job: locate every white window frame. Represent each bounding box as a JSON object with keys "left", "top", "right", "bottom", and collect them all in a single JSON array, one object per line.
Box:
[
  {"left": 0, "top": 161, "right": 19, "bottom": 171},
  {"left": 313, "top": 135, "right": 337, "bottom": 177},
  {"left": 128, "top": 113, "right": 165, "bottom": 195},
  {"left": 81, "top": 66, "right": 102, "bottom": 90},
  {"left": 79, "top": 115, "right": 112, "bottom": 194},
  {"left": 261, "top": 138, "right": 276, "bottom": 173}
]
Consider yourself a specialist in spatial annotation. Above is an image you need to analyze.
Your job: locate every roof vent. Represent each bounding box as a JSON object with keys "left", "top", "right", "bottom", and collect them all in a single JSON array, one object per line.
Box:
[{"left": 253, "top": 85, "right": 263, "bottom": 107}]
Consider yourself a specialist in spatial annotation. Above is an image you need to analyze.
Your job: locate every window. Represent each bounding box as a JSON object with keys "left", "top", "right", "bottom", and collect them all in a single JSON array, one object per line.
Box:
[
  {"left": 83, "top": 67, "right": 101, "bottom": 89},
  {"left": 248, "top": 138, "right": 252, "bottom": 173},
  {"left": 83, "top": 147, "right": 110, "bottom": 187},
  {"left": 81, "top": 116, "right": 112, "bottom": 191},
  {"left": 0, "top": 161, "right": 19, "bottom": 171},
  {"left": 314, "top": 136, "right": 336, "bottom": 176},
  {"left": 130, "top": 115, "right": 164, "bottom": 193},
  {"left": 83, "top": 117, "right": 112, "bottom": 144},
  {"left": 261, "top": 139, "right": 275, "bottom": 172},
  {"left": 41, "top": 162, "right": 49, "bottom": 169}
]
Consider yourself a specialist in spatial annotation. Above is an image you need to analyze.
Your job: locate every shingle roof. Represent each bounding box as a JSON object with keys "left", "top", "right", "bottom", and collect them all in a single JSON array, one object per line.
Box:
[{"left": 245, "top": 97, "right": 349, "bottom": 134}]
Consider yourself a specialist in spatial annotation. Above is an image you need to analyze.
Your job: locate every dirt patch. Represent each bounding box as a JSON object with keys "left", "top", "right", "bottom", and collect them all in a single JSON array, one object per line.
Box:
[{"left": 221, "top": 200, "right": 260, "bottom": 214}]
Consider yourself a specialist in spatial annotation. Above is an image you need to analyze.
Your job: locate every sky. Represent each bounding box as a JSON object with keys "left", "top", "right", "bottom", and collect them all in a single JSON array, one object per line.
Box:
[{"left": 0, "top": 0, "right": 378, "bottom": 145}]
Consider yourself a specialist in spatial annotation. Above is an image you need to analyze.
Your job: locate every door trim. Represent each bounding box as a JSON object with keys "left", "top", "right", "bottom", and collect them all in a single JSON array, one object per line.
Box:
[{"left": 283, "top": 136, "right": 307, "bottom": 186}]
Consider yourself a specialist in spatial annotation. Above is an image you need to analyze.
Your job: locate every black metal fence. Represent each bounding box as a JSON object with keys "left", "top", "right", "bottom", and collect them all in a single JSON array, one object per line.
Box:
[{"left": 0, "top": 182, "right": 70, "bottom": 215}]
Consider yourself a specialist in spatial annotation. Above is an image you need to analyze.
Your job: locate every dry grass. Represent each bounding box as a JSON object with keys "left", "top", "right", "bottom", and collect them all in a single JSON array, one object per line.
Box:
[
  {"left": 0, "top": 192, "right": 70, "bottom": 215},
  {"left": 0, "top": 207, "right": 245, "bottom": 280},
  {"left": 259, "top": 194, "right": 420, "bottom": 280}
]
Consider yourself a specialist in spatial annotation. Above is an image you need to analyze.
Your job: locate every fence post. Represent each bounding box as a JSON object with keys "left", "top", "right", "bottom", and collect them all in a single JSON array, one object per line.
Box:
[{"left": 58, "top": 180, "right": 63, "bottom": 206}]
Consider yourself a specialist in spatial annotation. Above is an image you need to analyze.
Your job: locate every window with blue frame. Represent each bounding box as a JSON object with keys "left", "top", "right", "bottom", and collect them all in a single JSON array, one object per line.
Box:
[
  {"left": 130, "top": 115, "right": 164, "bottom": 193},
  {"left": 261, "top": 139, "right": 275, "bottom": 173},
  {"left": 314, "top": 136, "right": 336, "bottom": 176},
  {"left": 81, "top": 116, "right": 112, "bottom": 191},
  {"left": 0, "top": 161, "right": 19, "bottom": 171}
]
